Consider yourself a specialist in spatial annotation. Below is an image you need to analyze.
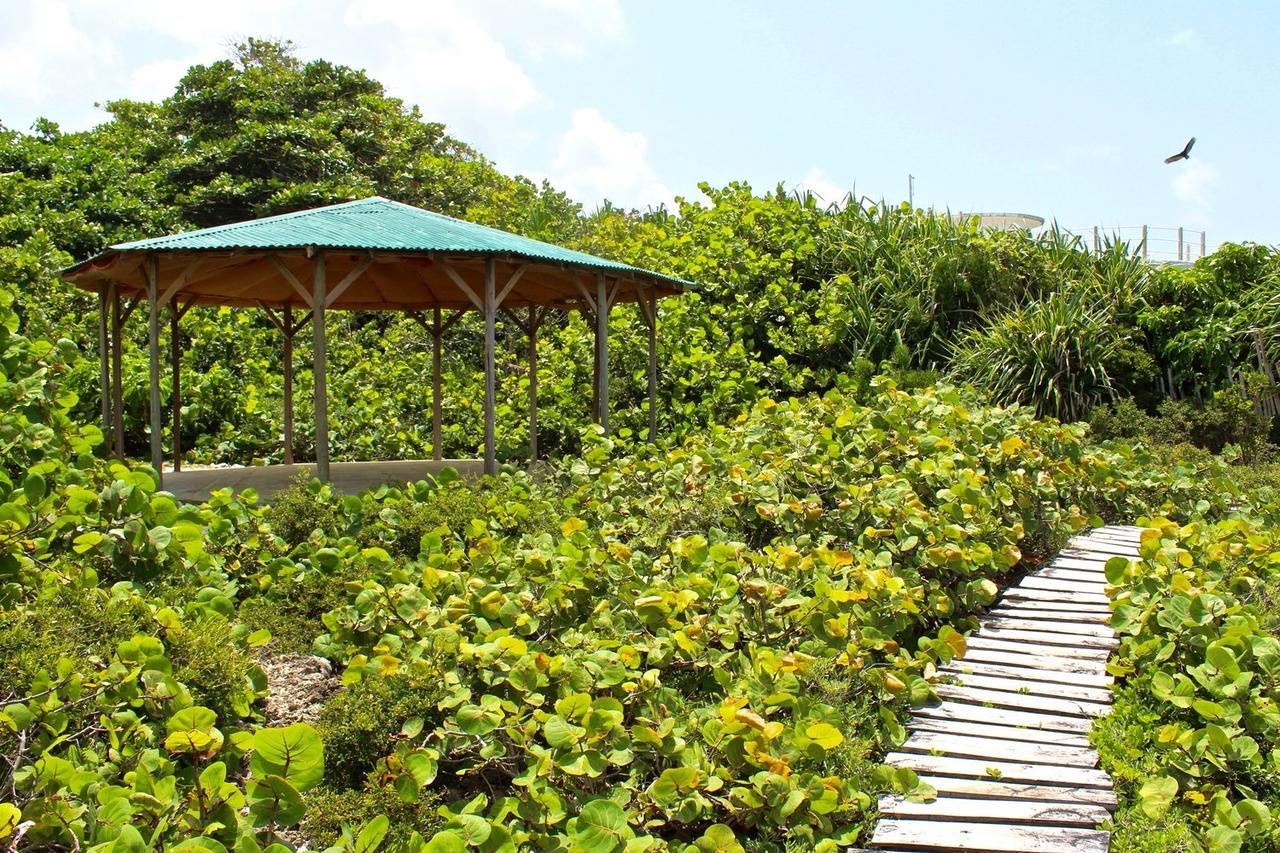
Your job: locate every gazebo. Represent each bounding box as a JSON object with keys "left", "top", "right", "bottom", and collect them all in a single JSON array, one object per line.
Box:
[{"left": 61, "top": 197, "right": 690, "bottom": 496}]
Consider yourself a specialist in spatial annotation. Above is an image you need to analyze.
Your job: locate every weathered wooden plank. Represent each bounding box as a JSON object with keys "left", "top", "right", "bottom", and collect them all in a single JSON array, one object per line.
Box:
[
  {"left": 980, "top": 616, "right": 1116, "bottom": 639},
  {"left": 871, "top": 818, "right": 1110, "bottom": 853},
  {"left": 940, "top": 671, "right": 1112, "bottom": 704},
  {"left": 934, "top": 684, "right": 1111, "bottom": 717},
  {"left": 1080, "top": 526, "right": 1142, "bottom": 537},
  {"left": 1033, "top": 566, "right": 1113, "bottom": 583},
  {"left": 1060, "top": 545, "right": 1135, "bottom": 560},
  {"left": 958, "top": 645, "right": 1112, "bottom": 675},
  {"left": 965, "top": 635, "right": 1112, "bottom": 663},
  {"left": 1071, "top": 531, "right": 1140, "bottom": 542},
  {"left": 914, "top": 774, "right": 1117, "bottom": 808},
  {"left": 1046, "top": 555, "right": 1113, "bottom": 571},
  {"left": 988, "top": 605, "right": 1114, "bottom": 624},
  {"left": 883, "top": 752, "right": 1112, "bottom": 787},
  {"left": 943, "top": 658, "right": 1112, "bottom": 687},
  {"left": 908, "top": 716, "right": 1093, "bottom": 746},
  {"left": 1017, "top": 575, "right": 1112, "bottom": 594},
  {"left": 1001, "top": 586, "right": 1112, "bottom": 606},
  {"left": 977, "top": 626, "right": 1117, "bottom": 651},
  {"left": 995, "top": 593, "right": 1113, "bottom": 614},
  {"left": 1084, "top": 535, "right": 1141, "bottom": 547},
  {"left": 913, "top": 700, "right": 1094, "bottom": 733},
  {"left": 901, "top": 731, "right": 1100, "bottom": 766},
  {"left": 877, "top": 793, "right": 1111, "bottom": 827}
]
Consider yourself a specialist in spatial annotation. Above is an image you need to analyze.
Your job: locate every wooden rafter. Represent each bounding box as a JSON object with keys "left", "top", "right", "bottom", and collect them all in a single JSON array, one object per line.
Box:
[
  {"left": 438, "top": 259, "right": 485, "bottom": 311},
  {"left": 495, "top": 263, "right": 529, "bottom": 307},
  {"left": 154, "top": 258, "right": 204, "bottom": 308},
  {"left": 324, "top": 256, "right": 374, "bottom": 308},
  {"left": 270, "top": 255, "right": 313, "bottom": 307},
  {"left": 573, "top": 276, "right": 597, "bottom": 315}
]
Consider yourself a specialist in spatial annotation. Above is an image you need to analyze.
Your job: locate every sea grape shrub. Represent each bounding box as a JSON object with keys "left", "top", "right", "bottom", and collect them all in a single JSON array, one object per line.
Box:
[
  {"left": 1104, "top": 518, "right": 1280, "bottom": 852},
  {"left": 302, "top": 381, "right": 1234, "bottom": 849},
  {"left": 317, "top": 670, "right": 448, "bottom": 789},
  {"left": 267, "top": 474, "right": 347, "bottom": 548}
]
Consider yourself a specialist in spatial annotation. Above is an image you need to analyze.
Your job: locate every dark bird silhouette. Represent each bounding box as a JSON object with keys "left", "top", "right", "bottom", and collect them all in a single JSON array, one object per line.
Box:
[{"left": 1164, "top": 137, "right": 1196, "bottom": 164}]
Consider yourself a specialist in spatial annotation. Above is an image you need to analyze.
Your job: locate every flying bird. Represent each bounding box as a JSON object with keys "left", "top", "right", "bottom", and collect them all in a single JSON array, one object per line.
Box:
[{"left": 1164, "top": 137, "right": 1196, "bottom": 164}]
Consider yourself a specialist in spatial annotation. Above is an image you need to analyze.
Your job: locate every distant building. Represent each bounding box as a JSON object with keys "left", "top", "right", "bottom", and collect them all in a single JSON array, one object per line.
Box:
[{"left": 952, "top": 212, "right": 1046, "bottom": 232}]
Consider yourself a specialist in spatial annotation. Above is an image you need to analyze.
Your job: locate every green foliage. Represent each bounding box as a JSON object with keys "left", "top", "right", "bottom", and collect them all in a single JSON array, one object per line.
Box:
[
  {"left": 267, "top": 474, "right": 347, "bottom": 547},
  {"left": 7, "top": 35, "right": 1280, "bottom": 852},
  {"left": 317, "top": 671, "right": 447, "bottom": 789},
  {"left": 303, "top": 781, "right": 444, "bottom": 850},
  {"left": 1089, "top": 396, "right": 1161, "bottom": 442},
  {"left": 1091, "top": 387, "right": 1276, "bottom": 463},
  {"left": 1155, "top": 389, "right": 1274, "bottom": 461},
  {"left": 949, "top": 287, "right": 1124, "bottom": 421},
  {"left": 294, "top": 382, "right": 1233, "bottom": 849},
  {"left": 166, "top": 612, "right": 263, "bottom": 721},
  {"left": 373, "top": 481, "right": 487, "bottom": 558},
  {"left": 1103, "top": 517, "right": 1280, "bottom": 851}
]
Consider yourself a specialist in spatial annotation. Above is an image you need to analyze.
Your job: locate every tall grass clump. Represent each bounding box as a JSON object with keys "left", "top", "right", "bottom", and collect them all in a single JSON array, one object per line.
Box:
[{"left": 949, "top": 288, "right": 1121, "bottom": 421}]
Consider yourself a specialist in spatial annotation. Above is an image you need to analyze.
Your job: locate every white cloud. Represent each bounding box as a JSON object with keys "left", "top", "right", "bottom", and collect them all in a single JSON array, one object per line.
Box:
[
  {"left": 1, "top": 0, "right": 627, "bottom": 149},
  {"left": 1171, "top": 159, "right": 1219, "bottom": 225},
  {"left": 0, "top": 2, "right": 117, "bottom": 124},
  {"left": 128, "top": 58, "right": 197, "bottom": 102},
  {"left": 1164, "top": 28, "right": 1202, "bottom": 48},
  {"left": 794, "top": 167, "right": 850, "bottom": 207},
  {"left": 551, "top": 107, "right": 673, "bottom": 210},
  {"left": 485, "top": 0, "right": 625, "bottom": 60},
  {"left": 343, "top": 0, "right": 544, "bottom": 125}
]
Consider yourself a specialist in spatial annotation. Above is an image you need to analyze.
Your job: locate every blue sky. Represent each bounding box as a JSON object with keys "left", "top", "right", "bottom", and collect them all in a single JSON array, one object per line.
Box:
[{"left": 1, "top": 1, "right": 1275, "bottom": 248}]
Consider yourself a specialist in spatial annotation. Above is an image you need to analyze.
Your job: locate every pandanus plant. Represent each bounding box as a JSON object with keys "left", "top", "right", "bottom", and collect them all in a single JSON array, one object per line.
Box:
[{"left": 948, "top": 287, "right": 1122, "bottom": 422}]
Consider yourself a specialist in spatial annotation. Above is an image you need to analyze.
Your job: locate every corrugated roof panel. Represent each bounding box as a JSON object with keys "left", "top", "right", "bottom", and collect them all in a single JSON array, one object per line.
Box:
[{"left": 105, "top": 197, "right": 689, "bottom": 287}]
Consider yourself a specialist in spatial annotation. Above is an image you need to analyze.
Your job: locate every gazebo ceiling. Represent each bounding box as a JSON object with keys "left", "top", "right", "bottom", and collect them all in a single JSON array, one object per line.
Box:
[{"left": 60, "top": 196, "right": 690, "bottom": 311}]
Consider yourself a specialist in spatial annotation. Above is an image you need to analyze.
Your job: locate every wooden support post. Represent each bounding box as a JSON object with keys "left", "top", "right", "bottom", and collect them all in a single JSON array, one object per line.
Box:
[
  {"left": 283, "top": 306, "right": 295, "bottom": 465},
  {"left": 483, "top": 258, "right": 497, "bottom": 475},
  {"left": 1141, "top": 225, "right": 1148, "bottom": 259},
  {"left": 111, "top": 284, "right": 124, "bottom": 459},
  {"left": 313, "top": 253, "right": 330, "bottom": 482},
  {"left": 647, "top": 291, "right": 658, "bottom": 442},
  {"left": 596, "top": 272, "right": 610, "bottom": 434},
  {"left": 1199, "top": 230, "right": 1206, "bottom": 260},
  {"left": 591, "top": 336, "right": 600, "bottom": 423},
  {"left": 1177, "top": 226, "right": 1184, "bottom": 262},
  {"left": 528, "top": 307, "right": 541, "bottom": 463},
  {"left": 98, "top": 287, "right": 111, "bottom": 455},
  {"left": 147, "top": 257, "right": 164, "bottom": 484},
  {"left": 432, "top": 307, "right": 444, "bottom": 462},
  {"left": 170, "top": 304, "right": 182, "bottom": 472}
]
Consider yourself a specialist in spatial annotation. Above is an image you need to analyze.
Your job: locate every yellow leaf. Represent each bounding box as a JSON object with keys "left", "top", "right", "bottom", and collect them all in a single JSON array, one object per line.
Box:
[
  {"left": 734, "top": 709, "right": 769, "bottom": 732},
  {"left": 1000, "top": 436, "right": 1024, "bottom": 455},
  {"left": 560, "top": 517, "right": 585, "bottom": 537}
]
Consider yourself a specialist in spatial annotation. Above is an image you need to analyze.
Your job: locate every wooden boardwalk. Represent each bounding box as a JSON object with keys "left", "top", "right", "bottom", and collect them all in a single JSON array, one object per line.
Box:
[{"left": 869, "top": 525, "right": 1141, "bottom": 853}]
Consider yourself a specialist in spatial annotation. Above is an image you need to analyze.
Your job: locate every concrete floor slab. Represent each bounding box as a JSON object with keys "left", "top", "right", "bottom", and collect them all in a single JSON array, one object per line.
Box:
[{"left": 161, "top": 459, "right": 486, "bottom": 503}]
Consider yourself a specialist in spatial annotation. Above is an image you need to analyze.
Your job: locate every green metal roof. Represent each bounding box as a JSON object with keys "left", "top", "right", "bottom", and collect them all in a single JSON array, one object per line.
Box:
[{"left": 96, "top": 196, "right": 689, "bottom": 287}]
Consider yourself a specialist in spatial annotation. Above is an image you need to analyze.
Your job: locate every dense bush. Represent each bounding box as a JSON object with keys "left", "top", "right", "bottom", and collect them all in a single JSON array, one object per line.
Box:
[
  {"left": 7, "top": 42, "right": 1280, "bottom": 469},
  {"left": 267, "top": 475, "right": 348, "bottom": 547},
  {"left": 6, "top": 34, "right": 1280, "bottom": 853},
  {"left": 1090, "top": 386, "right": 1276, "bottom": 463},
  {"left": 1100, "top": 516, "right": 1280, "bottom": 851},
  {"left": 317, "top": 671, "right": 449, "bottom": 789},
  {"left": 949, "top": 287, "right": 1124, "bottom": 421}
]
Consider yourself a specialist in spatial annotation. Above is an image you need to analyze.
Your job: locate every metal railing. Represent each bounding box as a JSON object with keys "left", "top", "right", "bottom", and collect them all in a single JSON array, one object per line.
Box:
[{"left": 1066, "top": 225, "right": 1208, "bottom": 264}]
